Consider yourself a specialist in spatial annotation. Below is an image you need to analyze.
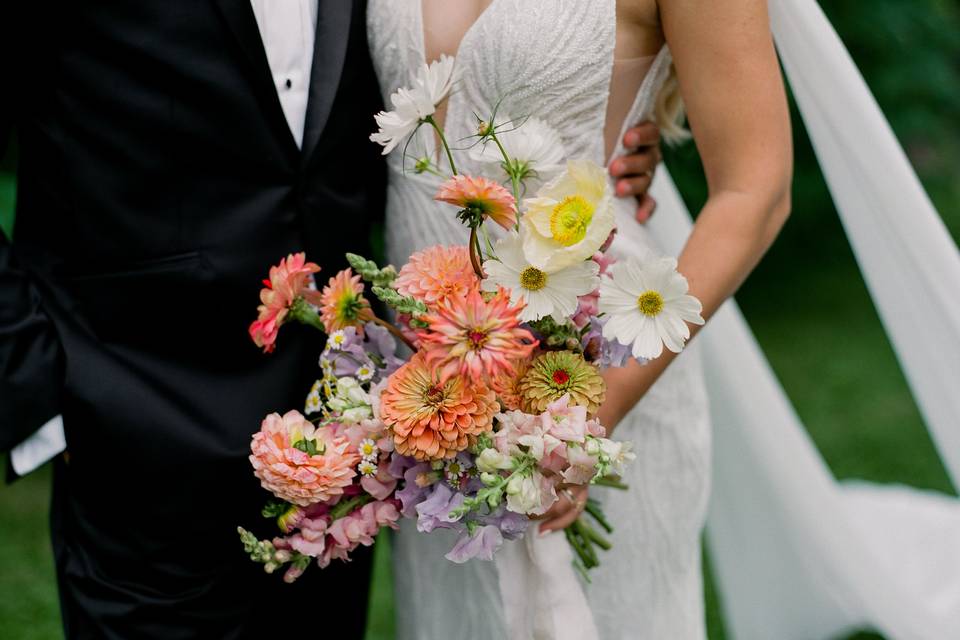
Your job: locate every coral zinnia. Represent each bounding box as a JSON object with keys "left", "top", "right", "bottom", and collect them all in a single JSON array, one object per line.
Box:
[
  {"left": 249, "top": 253, "right": 322, "bottom": 352},
  {"left": 491, "top": 358, "right": 529, "bottom": 412},
  {"left": 418, "top": 287, "right": 537, "bottom": 385},
  {"left": 250, "top": 410, "right": 360, "bottom": 506},
  {"left": 435, "top": 174, "right": 518, "bottom": 230},
  {"left": 380, "top": 353, "right": 499, "bottom": 461},
  {"left": 320, "top": 268, "right": 375, "bottom": 334},
  {"left": 517, "top": 350, "right": 606, "bottom": 416},
  {"left": 394, "top": 245, "right": 479, "bottom": 307}
]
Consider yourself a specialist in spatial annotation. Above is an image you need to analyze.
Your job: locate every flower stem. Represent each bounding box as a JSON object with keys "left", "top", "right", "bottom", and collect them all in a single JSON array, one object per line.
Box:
[
  {"left": 288, "top": 297, "right": 326, "bottom": 332},
  {"left": 489, "top": 131, "right": 524, "bottom": 229},
  {"left": 577, "top": 517, "right": 612, "bottom": 551},
  {"left": 468, "top": 225, "right": 486, "bottom": 278},
  {"left": 330, "top": 494, "right": 374, "bottom": 520},
  {"left": 372, "top": 315, "right": 417, "bottom": 352},
  {"left": 425, "top": 115, "right": 458, "bottom": 175},
  {"left": 593, "top": 475, "right": 629, "bottom": 491},
  {"left": 583, "top": 498, "right": 614, "bottom": 534}
]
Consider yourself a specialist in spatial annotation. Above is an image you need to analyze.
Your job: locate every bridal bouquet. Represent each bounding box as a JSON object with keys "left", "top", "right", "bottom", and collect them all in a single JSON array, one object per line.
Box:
[{"left": 239, "top": 55, "right": 703, "bottom": 582}]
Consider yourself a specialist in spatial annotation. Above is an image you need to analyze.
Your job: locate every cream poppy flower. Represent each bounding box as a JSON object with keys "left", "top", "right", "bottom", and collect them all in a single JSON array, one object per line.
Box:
[
  {"left": 520, "top": 159, "right": 615, "bottom": 271},
  {"left": 370, "top": 54, "right": 457, "bottom": 155},
  {"left": 482, "top": 232, "right": 599, "bottom": 323},
  {"left": 598, "top": 256, "right": 705, "bottom": 359}
]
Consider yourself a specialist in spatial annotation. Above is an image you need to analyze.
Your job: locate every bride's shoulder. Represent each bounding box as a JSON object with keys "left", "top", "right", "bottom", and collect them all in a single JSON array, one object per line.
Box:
[{"left": 615, "top": 0, "right": 664, "bottom": 59}]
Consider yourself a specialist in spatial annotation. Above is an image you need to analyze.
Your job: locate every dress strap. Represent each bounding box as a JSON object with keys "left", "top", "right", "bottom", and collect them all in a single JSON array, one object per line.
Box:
[{"left": 605, "top": 44, "right": 673, "bottom": 167}]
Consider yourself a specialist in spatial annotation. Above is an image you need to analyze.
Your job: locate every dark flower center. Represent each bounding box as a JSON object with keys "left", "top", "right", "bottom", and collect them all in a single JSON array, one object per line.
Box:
[
  {"left": 468, "top": 330, "right": 488, "bottom": 349},
  {"left": 552, "top": 369, "right": 571, "bottom": 386},
  {"left": 425, "top": 385, "right": 445, "bottom": 406}
]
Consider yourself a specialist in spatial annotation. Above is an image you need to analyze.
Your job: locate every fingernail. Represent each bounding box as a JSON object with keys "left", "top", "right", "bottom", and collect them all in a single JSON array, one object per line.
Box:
[
  {"left": 616, "top": 181, "right": 631, "bottom": 197},
  {"left": 626, "top": 132, "right": 639, "bottom": 146},
  {"left": 609, "top": 160, "right": 622, "bottom": 176}
]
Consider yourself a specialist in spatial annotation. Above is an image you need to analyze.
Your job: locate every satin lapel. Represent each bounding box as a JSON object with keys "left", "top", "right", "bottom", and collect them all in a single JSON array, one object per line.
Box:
[
  {"left": 211, "top": 0, "right": 300, "bottom": 166},
  {"left": 300, "top": 1, "right": 354, "bottom": 167}
]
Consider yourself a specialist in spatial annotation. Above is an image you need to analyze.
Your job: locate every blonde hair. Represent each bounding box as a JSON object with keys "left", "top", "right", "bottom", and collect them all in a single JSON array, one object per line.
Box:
[{"left": 654, "top": 64, "right": 690, "bottom": 145}]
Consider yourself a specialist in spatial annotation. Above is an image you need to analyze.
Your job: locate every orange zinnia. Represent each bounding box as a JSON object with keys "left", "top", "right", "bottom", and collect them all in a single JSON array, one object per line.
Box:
[{"left": 379, "top": 353, "right": 499, "bottom": 461}]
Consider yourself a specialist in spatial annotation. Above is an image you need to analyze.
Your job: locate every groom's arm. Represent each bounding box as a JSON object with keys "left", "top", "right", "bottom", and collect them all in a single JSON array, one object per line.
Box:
[
  {"left": 0, "top": 10, "right": 67, "bottom": 457},
  {"left": 610, "top": 121, "right": 663, "bottom": 223}
]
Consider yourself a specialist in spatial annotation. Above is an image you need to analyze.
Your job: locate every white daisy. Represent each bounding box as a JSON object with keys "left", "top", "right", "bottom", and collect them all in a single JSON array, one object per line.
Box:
[
  {"left": 471, "top": 116, "right": 566, "bottom": 187},
  {"left": 356, "top": 363, "right": 376, "bottom": 382},
  {"left": 598, "top": 256, "right": 705, "bottom": 360},
  {"left": 327, "top": 330, "right": 347, "bottom": 350},
  {"left": 358, "top": 460, "right": 378, "bottom": 477},
  {"left": 358, "top": 438, "right": 379, "bottom": 460},
  {"left": 370, "top": 54, "right": 458, "bottom": 155},
  {"left": 319, "top": 356, "right": 334, "bottom": 376},
  {"left": 520, "top": 159, "right": 615, "bottom": 272},
  {"left": 304, "top": 380, "right": 323, "bottom": 415},
  {"left": 482, "top": 232, "right": 599, "bottom": 323}
]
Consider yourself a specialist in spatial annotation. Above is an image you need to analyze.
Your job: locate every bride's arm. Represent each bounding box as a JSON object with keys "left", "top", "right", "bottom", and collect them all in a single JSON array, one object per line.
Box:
[{"left": 600, "top": 0, "right": 793, "bottom": 430}]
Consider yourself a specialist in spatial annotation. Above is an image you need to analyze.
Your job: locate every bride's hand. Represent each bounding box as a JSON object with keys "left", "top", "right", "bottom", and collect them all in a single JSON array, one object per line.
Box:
[{"left": 538, "top": 484, "right": 590, "bottom": 534}]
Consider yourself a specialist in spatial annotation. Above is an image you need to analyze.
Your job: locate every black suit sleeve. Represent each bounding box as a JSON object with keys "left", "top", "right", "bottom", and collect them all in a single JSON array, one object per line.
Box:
[{"left": 0, "top": 9, "right": 66, "bottom": 455}]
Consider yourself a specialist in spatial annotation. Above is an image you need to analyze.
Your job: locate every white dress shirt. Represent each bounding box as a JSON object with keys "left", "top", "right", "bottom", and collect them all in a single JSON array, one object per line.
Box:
[
  {"left": 11, "top": 2, "right": 320, "bottom": 477},
  {"left": 250, "top": 0, "right": 318, "bottom": 148}
]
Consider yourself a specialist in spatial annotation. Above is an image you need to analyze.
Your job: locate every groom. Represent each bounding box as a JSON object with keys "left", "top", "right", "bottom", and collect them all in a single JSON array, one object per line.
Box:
[{"left": 0, "top": 1, "right": 663, "bottom": 638}]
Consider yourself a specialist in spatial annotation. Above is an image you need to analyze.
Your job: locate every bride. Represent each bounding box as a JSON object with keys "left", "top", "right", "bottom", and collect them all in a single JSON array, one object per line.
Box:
[{"left": 367, "top": 0, "right": 791, "bottom": 637}]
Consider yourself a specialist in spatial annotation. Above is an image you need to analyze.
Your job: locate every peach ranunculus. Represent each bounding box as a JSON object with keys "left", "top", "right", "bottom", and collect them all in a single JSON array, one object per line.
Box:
[
  {"left": 319, "top": 268, "right": 375, "bottom": 334},
  {"left": 380, "top": 353, "right": 499, "bottom": 461},
  {"left": 394, "top": 245, "right": 479, "bottom": 308},
  {"left": 418, "top": 286, "right": 537, "bottom": 385},
  {"left": 249, "top": 253, "right": 322, "bottom": 352},
  {"left": 435, "top": 174, "right": 517, "bottom": 230},
  {"left": 250, "top": 410, "right": 360, "bottom": 506}
]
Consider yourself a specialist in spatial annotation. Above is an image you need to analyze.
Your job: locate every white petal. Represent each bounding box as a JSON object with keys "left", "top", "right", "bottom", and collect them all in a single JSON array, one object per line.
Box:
[
  {"left": 667, "top": 295, "right": 705, "bottom": 324},
  {"left": 654, "top": 315, "right": 683, "bottom": 354}
]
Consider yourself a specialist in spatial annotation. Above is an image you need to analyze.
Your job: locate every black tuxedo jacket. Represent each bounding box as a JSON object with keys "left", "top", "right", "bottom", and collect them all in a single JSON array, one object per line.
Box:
[{"left": 1, "top": 2, "right": 385, "bottom": 638}]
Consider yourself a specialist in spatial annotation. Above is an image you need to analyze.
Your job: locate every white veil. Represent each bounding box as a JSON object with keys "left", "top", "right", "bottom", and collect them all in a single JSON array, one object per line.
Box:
[{"left": 645, "top": 0, "right": 960, "bottom": 637}]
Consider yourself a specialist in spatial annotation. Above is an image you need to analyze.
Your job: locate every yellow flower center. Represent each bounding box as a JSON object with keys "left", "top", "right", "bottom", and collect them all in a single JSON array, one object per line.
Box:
[
  {"left": 550, "top": 195, "right": 594, "bottom": 246},
  {"left": 519, "top": 266, "right": 547, "bottom": 291},
  {"left": 637, "top": 291, "right": 664, "bottom": 317}
]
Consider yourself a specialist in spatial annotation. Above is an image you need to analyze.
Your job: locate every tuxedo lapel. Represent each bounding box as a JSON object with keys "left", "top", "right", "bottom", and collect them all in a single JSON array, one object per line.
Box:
[
  {"left": 211, "top": 0, "right": 300, "bottom": 165},
  {"left": 300, "top": 1, "right": 354, "bottom": 166}
]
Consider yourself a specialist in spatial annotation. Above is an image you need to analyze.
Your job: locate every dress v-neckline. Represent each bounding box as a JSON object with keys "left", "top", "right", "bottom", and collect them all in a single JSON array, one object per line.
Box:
[
  {"left": 406, "top": 0, "right": 670, "bottom": 169},
  {"left": 415, "top": 0, "right": 501, "bottom": 66}
]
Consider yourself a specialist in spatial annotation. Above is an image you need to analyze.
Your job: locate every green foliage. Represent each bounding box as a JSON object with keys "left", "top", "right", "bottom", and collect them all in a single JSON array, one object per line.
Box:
[{"left": 346, "top": 253, "right": 398, "bottom": 288}]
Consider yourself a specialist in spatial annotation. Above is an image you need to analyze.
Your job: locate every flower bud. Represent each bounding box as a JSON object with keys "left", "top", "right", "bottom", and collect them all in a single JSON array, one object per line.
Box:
[
  {"left": 480, "top": 472, "right": 499, "bottom": 486},
  {"left": 584, "top": 438, "right": 601, "bottom": 456},
  {"left": 506, "top": 474, "right": 524, "bottom": 496}
]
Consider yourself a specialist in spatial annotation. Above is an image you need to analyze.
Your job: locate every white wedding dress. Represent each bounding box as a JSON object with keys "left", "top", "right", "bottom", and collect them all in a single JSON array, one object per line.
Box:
[
  {"left": 368, "top": 1, "right": 711, "bottom": 638},
  {"left": 368, "top": 1, "right": 960, "bottom": 639}
]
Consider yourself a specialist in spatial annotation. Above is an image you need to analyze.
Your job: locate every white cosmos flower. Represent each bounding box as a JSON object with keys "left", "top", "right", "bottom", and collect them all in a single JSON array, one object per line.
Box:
[
  {"left": 370, "top": 54, "right": 458, "bottom": 155},
  {"left": 482, "top": 232, "right": 599, "bottom": 323},
  {"left": 599, "top": 256, "right": 705, "bottom": 359},
  {"left": 470, "top": 116, "right": 566, "bottom": 186},
  {"left": 520, "top": 159, "right": 615, "bottom": 272}
]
